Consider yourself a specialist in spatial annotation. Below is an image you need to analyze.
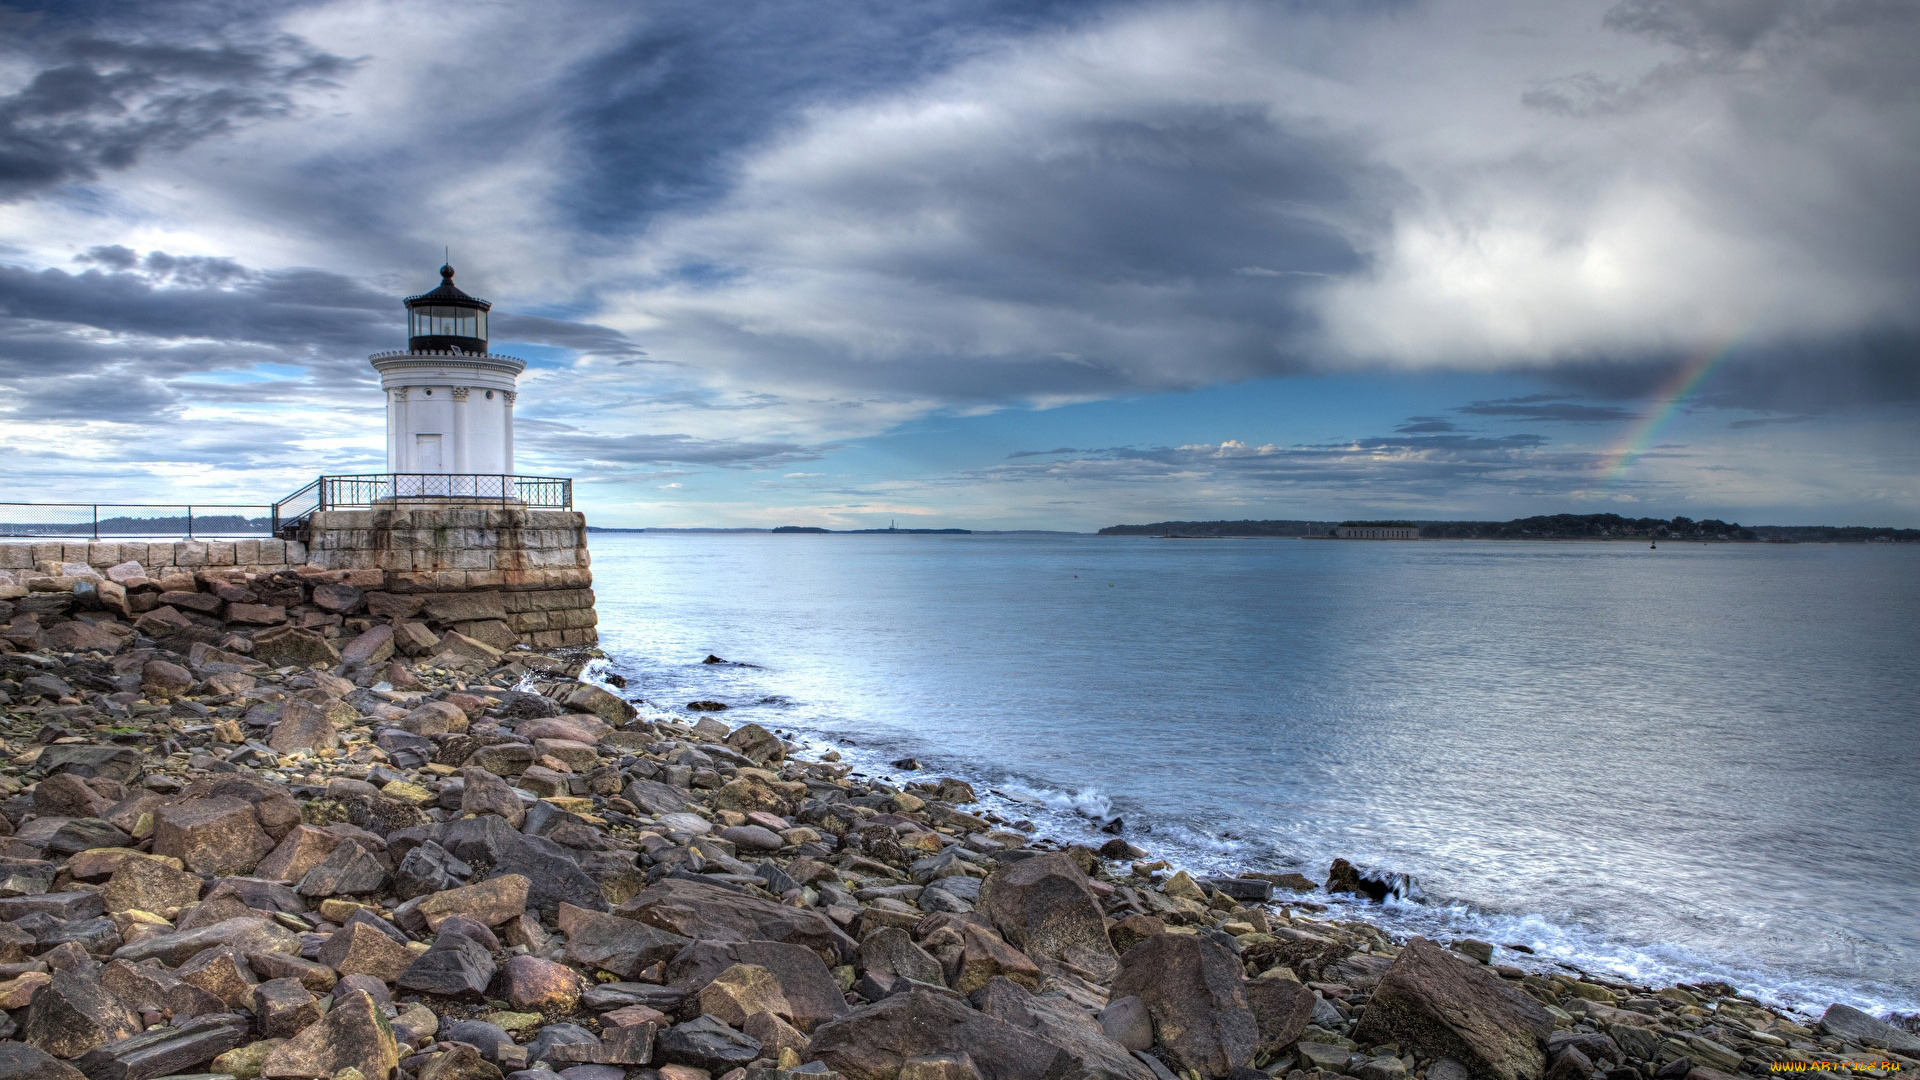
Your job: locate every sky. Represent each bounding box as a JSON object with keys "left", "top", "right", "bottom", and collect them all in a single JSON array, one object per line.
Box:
[{"left": 0, "top": 0, "right": 1915, "bottom": 530}]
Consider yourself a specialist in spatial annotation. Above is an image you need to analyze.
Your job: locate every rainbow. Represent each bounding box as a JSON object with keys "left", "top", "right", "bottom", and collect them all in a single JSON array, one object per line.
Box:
[{"left": 1596, "top": 332, "right": 1747, "bottom": 483}]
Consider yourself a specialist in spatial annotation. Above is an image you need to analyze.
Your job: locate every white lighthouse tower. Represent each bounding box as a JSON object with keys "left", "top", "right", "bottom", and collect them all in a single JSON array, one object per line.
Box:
[{"left": 370, "top": 264, "right": 524, "bottom": 480}]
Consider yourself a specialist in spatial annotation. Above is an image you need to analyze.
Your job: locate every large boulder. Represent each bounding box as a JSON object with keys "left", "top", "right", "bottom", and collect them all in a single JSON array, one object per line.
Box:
[
  {"left": 430, "top": 815, "right": 605, "bottom": 917},
  {"left": 111, "top": 917, "right": 299, "bottom": 966},
  {"left": 973, "top": 977, "right": 1155, "bottom": 1080},
  {"left": 74, "top": 1011, "right": 252, "bottom": 1080},
  {"left": 0, "top": 1042, "right": 87, "bottom": 1080},
  {"left": 151, "top": 797, "right": 274, "bottom": 875},
  {"left": 1349, "top": 938, "right": 1551, "bottom": 1080},
  {"left": 1109, "top": 933, "right": 1258, "bottom": 1078},
  {"left": 1246, "top": 976, "right": 1317, "bottom": 1055},
  {"left": 250, "top": 626, "right": 340, "bottom": 669},
  {"left": 1820, "top": 1005, "right": 1920, "bottom": 1054},
  {"left": 556, "top": 902, "right": 689, "bottom": 979},
  {"left": 808, "top": 989, "right": 1065, "bottom": 1080},
  {"left": 23, "top": 968, "right": 141, "bottom": 1058},
  {"left": 663, "top": 938, "right": 849, "bottom": 1033},
  {"left": 978, "top": 852, "right": 1118, "bottom": 981},
  {"left": 617, "top": 877, "right": 856, "bottom": 965},
  {"left": 259, "top": 989, "right": 399, "bottom": 1080}
]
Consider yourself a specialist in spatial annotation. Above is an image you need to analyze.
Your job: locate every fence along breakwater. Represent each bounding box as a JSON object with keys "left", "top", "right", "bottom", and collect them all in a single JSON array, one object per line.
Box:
[{"left": 1, "top": 499, "right": 596, "bottom": 653}]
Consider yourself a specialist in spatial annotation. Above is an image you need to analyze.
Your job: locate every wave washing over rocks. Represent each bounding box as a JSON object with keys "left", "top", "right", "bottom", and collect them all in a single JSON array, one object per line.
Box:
[{"left": 0, "top": 565, "right": 1912, "bottom": 1080}]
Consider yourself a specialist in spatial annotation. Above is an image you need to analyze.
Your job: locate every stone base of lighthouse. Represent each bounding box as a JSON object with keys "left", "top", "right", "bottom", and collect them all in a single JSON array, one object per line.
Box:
[{"left": 297, "top": 503, "right": 597, "bottom": 650}]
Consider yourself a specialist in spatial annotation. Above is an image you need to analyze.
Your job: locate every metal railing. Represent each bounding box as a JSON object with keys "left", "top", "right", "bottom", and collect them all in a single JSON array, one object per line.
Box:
[
  {"left": 0, "top": 504, "right": 274, "bottom": 539},
  {"left": 2, "top": 475, "right": 572, "bottom": 541},
  {"left": 270, "top": 473, "right": 572, "bottom": 535}
]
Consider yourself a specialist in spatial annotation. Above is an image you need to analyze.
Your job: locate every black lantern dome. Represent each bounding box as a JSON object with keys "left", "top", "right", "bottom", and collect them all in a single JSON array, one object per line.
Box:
[{"left": 404, "top": 264, "right": 491, "bottom": 353}]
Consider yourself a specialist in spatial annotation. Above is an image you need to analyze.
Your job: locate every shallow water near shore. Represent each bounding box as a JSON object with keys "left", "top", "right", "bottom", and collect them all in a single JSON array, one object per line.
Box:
[{"left": 584, "top": 532, "right": 1920, "bottom": 1016}]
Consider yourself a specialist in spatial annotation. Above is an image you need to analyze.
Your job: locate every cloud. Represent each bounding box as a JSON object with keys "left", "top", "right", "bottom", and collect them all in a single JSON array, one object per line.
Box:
[
  {"left": 1457, "top": 395, "right": 1638, "bottom": 422},
  {"left": 1395, "top": 417, "right": 1459, "bottom": 433},
  {"left": 521, "top": 427, "right": 822, "bottom": 471},
  {"left": 0, "top": 30, "right": 353, "bottom": 200}
]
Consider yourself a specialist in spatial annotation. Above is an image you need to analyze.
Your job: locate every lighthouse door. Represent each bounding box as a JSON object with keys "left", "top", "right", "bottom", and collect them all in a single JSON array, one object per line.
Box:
[{"left": 415, "top": 433, "right": 443, "bottom": 474}]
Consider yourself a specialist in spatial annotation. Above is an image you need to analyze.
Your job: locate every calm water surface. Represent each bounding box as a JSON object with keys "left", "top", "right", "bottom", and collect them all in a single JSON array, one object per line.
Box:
[{"left": 584, "top": 534, "right": 1920, "bottom": 1015}]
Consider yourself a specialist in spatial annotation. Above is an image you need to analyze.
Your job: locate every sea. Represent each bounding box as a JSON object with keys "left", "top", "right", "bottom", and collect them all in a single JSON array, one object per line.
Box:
[{"left": 581, "top": 532, "right": 1920, "bottom": 1018}]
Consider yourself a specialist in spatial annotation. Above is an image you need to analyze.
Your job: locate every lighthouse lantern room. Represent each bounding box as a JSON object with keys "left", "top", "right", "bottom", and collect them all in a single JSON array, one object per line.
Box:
[{"left": 370, "top": 264, "right": 525, "bottom": 477}]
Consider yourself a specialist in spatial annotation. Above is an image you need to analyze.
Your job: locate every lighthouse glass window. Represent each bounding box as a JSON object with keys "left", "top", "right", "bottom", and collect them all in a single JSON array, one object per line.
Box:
[{"left": 409, "top": 305, "right": 485, "bottom": 341}]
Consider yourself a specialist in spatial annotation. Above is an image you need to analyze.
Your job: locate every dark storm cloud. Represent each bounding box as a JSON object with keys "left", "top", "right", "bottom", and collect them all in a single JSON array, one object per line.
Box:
[
  {"left": 1540, "top": 330, "right": 1920, "bottom": 415},
  {"left": 0, "top": 250, "right": 668, "bottom": 425},
  {"left": 557, "top": 0, "right": 1108, "bottom": 231},
  {"left": 0, "top": 31, "right": 352, "bottom": 200},
  {"left": 1457, "top": 395, "right": 1637, "bottom": 423}
]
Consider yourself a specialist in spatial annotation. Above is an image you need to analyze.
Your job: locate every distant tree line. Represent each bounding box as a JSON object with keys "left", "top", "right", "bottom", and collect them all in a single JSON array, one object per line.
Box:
[{"left": 1099, "top": 513, "right": 1919, "bottom": 542}]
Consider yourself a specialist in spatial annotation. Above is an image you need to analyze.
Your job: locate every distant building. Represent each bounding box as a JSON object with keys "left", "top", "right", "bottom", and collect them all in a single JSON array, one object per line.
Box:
[{"left": 1334, "top": 522, "right": 1420, "bottom": 540}]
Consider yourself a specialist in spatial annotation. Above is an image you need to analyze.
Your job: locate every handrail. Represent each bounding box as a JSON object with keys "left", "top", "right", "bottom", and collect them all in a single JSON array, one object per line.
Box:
[
  {"left": 0, "top": 503, "right": 273, "bottom": 539},
  {"left": 268, "top": 474, "right": 572, "bottom": 538},
  {"left": 0, "top": 475, "right": 573, "bottom": 541}
]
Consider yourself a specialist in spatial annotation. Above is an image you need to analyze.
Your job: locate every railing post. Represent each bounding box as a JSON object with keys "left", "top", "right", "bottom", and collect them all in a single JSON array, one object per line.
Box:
[
  {"left": 187, "top": 506, "right": 194, "bottom": 539},
  {"left": 92, "top": 505, "right": 98, "bottom": 540}
]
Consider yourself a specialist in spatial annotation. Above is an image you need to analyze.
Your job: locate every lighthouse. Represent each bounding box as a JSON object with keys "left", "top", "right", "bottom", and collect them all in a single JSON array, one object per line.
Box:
[{"left": 370, "top": 264, "right": 525, "bottom": 478}]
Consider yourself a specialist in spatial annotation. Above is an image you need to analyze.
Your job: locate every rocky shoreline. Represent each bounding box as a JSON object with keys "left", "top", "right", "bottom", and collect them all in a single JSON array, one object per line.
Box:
[{"left": 0, "top": 559, "right": 1916, "bottom": 1080}]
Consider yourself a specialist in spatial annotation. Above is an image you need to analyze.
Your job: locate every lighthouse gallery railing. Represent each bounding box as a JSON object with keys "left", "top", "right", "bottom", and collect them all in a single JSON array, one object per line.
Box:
[{"left": 270, "top": 473, "right": 572, "bottom": 534}]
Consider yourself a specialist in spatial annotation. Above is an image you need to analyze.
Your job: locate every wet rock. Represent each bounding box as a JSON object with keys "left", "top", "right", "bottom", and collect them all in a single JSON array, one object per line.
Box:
[
  {"left": 978, "top": 852, "right": 1118, "bottom": 982},
  {"left": 1324, "top": 859, "right": 1409, "bottom": 903},
  {"left": 1821, "top": 1005, "right": 1920, "bottom": 1054},
  {"left": 396, "top": 933, "right": 496, "bottom": 999},
  {"left": 100, "top": 855, "right": 202, "bottom": 915},
  {"left": 23, "top": 967, "right": 141, "bottom": 1058},
  {"left": 1245, "top": 976, "right": 1316, "bottom": 1055},
  {"left": 719, "top": 825, "right": 785, "bottom": 852},
  {"left": 972, "top": 977, "right": 1154, "bottom": 1080},
  {"left": 1109, "top": 933, "right": 1258, "bottom": 1078},
  {"left": 501, "top": 954, "right": 582, "bottom": 1011},
  {"left": 151, "top": 797, "right": 274, "bottom": 875},
  {"left": 258, "top": 989, "right": 400, "bottom": 1080},
  {"left": 807, "top": 989, "right": 1062, "bottom": 1080},
  {"left": 316, "top": 921, "right": 417, "bottom": 982},
  {"left": 723, "top": 724, "right": 784, "bottom": 766},
  {"left": 252, "top": 978, "right": 322, "bottom": 1039},
  {"left": 656, "top": 1016, "right": 761, "bottom": 1072},
  {"left": 617, "top": 877, "right": 856, "bottom": 965},
  {"left": 69, "top": 1012, "right": 251, "bottom": 1080},
  {"left": 555, "top": 902, "right": 689, "bottom": 978},
  {"left": 1349, "top": 938, "right": 1551, "bottom": 1080}
]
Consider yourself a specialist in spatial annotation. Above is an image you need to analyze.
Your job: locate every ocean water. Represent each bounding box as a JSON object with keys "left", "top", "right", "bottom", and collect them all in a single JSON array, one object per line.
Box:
[{"left": 584, "top": 532, "right": 1920, "bottom": 1017}]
